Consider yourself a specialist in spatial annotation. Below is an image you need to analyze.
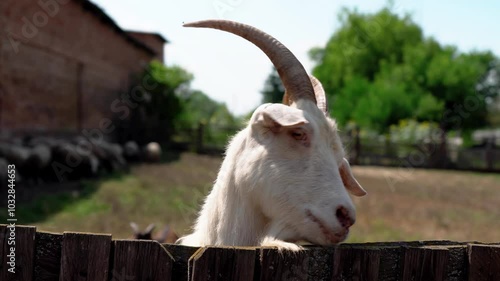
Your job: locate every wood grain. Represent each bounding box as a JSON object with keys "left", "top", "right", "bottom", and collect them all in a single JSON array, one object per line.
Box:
[
  {"left": 34, "top": 231, "right": 62, "bottom": 281},
  {"left": 59, "top": 232, "right": 111, "bottom": 281},
  {"left": 112, "top": 239, "right": 174, "bottom": 281},
  {"left": 468, "top": 244, "right": 500, "bottom": 281}
]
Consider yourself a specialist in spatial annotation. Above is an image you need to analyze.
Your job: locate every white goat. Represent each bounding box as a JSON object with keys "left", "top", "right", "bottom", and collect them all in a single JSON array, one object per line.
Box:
[{"left": 178, "top": 20, "right": 367, "bottom": 251}]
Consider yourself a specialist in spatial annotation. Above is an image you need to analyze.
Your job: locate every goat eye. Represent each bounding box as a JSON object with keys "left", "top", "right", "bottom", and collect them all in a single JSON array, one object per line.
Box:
[{"left": 291, "top": 131, "right": 304, "bottom": 140}]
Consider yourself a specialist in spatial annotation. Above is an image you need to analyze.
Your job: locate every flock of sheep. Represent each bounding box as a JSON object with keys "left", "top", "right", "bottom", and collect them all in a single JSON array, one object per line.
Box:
[{"left": 0, "top": 135, "right": 162, "bottom": 185}]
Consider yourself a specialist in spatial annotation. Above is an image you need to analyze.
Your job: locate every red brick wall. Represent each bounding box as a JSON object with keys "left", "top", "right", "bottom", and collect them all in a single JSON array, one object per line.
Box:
[
  {"left": 0, "top": 0, "right": 160, "bottom": 134},
  {"left": 127, "top": 32, "right": 165, "bottom": 63}
]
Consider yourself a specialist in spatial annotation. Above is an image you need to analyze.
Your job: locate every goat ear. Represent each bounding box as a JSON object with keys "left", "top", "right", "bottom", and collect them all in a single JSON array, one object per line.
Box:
[
  {"left": 339, "top": 158, "right": 367, "bottom": 196},
  {"left": 256, "top": 104, "right": 308, "bottom": 130},
  {"left": 255, "top": 104, "right": 310, "bottom": 146},
  {"left": 130, "top": 222, "right": 139, "bottom": 234},
  {"left": 145, "top": 223, "right": 156, "bottom": 234}
]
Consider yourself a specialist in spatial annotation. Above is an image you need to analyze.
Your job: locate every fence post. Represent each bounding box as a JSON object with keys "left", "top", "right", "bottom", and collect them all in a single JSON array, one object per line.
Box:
[
  {"left": 402, "top": 247, "right": 449, "bottom": 281},
  {"left": 112, "top": 240, "right": 174, "bottom": 281},
  {"left": 333, "top": 246, "right": 381, "bottom": 280},
  {"left": 485, "top": 137, "right": 494, "bottom": 171},
  {"left": 59, "top": 232, "right": 112, "bottom": 281},
  {"left": 354, "top": 126, "right": 361, "bottom": 165},
  {"left": 190, "top": 247, "right": 255, "bottom": 281},
  {"left": 0, "top": 225, "right": 36, "bottom": 281},
  {"left": 468, "top": 244, "right": 500, "bottom": 281},
  {"left": 196, "top": 122, "right": 205, "bottom": 153},
  {"left": 35, "top": 231, "right": 63, "bottom": 280}
]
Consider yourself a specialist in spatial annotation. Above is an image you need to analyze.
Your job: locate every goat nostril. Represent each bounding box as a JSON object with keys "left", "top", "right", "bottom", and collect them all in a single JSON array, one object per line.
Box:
[{"left": 336, "top": 206, "right": 354, "bottom": 228}]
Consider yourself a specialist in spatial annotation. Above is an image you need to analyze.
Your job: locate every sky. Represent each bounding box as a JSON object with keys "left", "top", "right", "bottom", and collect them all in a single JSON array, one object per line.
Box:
[{"left": 91, "top": 0, "right": 500, "bottom": 115}]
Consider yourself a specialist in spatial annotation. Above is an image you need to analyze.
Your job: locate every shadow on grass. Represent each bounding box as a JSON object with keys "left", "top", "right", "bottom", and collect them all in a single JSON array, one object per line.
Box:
[{"left": 0, "top": 173, "right": 125, "bottom": 225}]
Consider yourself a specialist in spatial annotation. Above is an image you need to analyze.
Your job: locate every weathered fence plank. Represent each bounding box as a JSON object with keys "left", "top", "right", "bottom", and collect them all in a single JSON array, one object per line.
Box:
[
  {"left": 0, "top": 225, "right": 7, "bottom": 277},
  {"left": 468, "top": 244, "right": 500, "bottom": 281},
  {"left": 112, "top": 239, "right": 174, "bottom": 281},
  {"left": 59, "top": 232, "right": 112, "bottom": 281},
  {"left": 402, "top": 247, "right": 449, "bottom": 281},
  {"left": 17, "top": 225, "right": 37, "bottom": 281},
  {"left": 189, "top": 246, "right": 256, "bottom": 281},
  {"left": 371, "top": 244, "right": 404, "bottom": 281},
  {"left": 34, "top": 231, "right": 63, "bottom": 281},
  {"left": 332, "top": 246, "right": 381, "bottom": 280},
  {"left": 0, "top": 225, "right": 499, "bottom": 280},
  {"left": 257, "top": 247, "right": 312, "bottom": 281},
  {"left": 301, "top": 247, "right": 336, "bottom": 281},
  {"left": 0, "top": 225, "right": 36, "bottom": 281},
  {"left": 163, "top": 244, "right": 199, "bottom": 281},
  {"left": 442, "top": 246, "right": 468, "bottom": 281}
]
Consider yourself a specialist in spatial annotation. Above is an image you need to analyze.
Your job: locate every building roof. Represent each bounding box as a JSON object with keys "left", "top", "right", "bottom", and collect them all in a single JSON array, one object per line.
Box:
[
  {"left": 78, "top": 0, "right": 167, "bottom": 56},
  {"left": 126, "top": 31, "right": 169, "bottom": 43}
]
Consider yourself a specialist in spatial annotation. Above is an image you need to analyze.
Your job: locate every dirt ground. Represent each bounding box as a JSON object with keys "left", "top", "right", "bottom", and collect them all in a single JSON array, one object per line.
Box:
[{"left": 349, "top": 165, "right": 500, "bottom": 242}]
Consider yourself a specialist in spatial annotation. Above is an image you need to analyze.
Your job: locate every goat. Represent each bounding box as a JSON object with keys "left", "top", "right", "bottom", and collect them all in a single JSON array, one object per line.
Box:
[
  {"left": 130, "top": 222, "right": 179, "bottom": 244},
  {"left": 178, "top": 20, "right": 367, "bottom": 251}
]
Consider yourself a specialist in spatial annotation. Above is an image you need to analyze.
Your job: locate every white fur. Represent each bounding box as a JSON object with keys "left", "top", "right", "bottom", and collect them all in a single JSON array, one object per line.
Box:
[
  {"left": 178, "top": 99, "right": 365, "bottom": 251},
  {"left": 144, "top": 142, "right": 161, "bottom": 162}
]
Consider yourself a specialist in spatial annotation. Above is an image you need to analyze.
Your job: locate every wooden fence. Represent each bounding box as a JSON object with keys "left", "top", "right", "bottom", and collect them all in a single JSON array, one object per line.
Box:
[
  {"left": 1, "top": 225, "right": 499, "bottom": 281},
  {"left": 342, "top": 134, "right": 500, "bottom": 172},
  {"left": 177, "top": 124, "right": 499, "bottom": 172}
]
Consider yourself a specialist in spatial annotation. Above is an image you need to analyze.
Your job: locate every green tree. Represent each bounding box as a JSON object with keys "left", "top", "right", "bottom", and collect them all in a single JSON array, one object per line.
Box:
[
  {"left": 262, "top": 68, "right": 284, "bottom": 103},
  {"left": 311, "top": 7, "right": 423, "bottom": 96},
  {"left": 178, "top": 90, "right": 221, "bottom": 128},
  {"left": 132, "top": 61, "right": 193, "bottom": 143},
  {"left": 311, "top": 6, "right": 498, "bottom": 134},
  {"left": 426, "top": 50, "right": 497, "bottom": 131},
  {"left": 178, "top": 90, "right": 239, "bottom": 146}
]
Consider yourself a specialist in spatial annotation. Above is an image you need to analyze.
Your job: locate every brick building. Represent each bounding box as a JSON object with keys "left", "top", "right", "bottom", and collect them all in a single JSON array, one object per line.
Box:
[{"left": 0, "top": 0, "right": 167, "bottom": 137}]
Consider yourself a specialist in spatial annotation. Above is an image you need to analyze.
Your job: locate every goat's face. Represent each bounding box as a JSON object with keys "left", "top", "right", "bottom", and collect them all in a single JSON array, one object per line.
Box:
[{"left": 246, "top": 101, "right": 366, "bottom": 245}]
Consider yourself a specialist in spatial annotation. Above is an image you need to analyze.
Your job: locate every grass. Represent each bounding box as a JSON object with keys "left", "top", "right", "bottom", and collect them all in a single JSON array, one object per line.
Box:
[
  {"left": 349, "top": 166, "right": 500, "bottom": 242},
  {"left": 7, "top": 153, "right": 500, "bottom": 243},
  {"left": 11, "top": 182, "right": 101, "bottom": 223}
]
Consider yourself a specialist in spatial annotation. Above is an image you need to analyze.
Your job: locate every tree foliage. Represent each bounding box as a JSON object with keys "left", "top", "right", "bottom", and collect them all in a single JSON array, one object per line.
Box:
[
  {"left": 178, "top": 89, "right": 239, "bottom": 147},
  {"left": 122, "top": 61, "right": 193, "bottom": 143},
  {"left": 178, "top": 90, "right": 237, "bottom": 129},
  {"left": 311, "top": 7, "right": 499, "bottom": 133},
  {"left": 262, "top": 67, "right": 285, "bottom": 104},
  {"left": 141, "top": 61, "right": 193, "bottom": 122},
  {"left": 123, "top": 61, "right": 240, "bottom": 146}
]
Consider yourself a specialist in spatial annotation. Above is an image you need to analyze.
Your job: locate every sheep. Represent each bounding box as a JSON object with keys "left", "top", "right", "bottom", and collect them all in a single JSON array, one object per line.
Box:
[
  {"left": 88, "top": 139, "right": 127, "bottom": 173},
  {"left": 130, "top": 222, "right": 179, "bottom": 244},
  {"left": 0, "top": 142, "right": 30, "bottom": 168},
  {"left": 0, "top": 142, "right": 30, "bottom": 184},
  {"left": 143, "top": 142, "right": 162, "bottom": 162},
  {"left": 23, "top": 143, "right": 52, "bottom": 184},
  {"left": 0, "top": 157, "right": 7, "bottom": 183},
  {"left": 50, "top": 141, "right": 100, "bottom": 181},
  {"left": 123, "top": 141, "right": 141, "bottom": 162},
  {"left": 0, "top": 140, "right": 52, "bottom": 184},
  {"left": 178, "top": 20, "right": 367, "bottom": 251}
]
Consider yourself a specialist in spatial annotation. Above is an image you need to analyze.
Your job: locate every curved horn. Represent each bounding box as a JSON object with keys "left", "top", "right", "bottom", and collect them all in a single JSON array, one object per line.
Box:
[
  {"left": 283, "top": 76, "right": 328, "bottom": 114},
  {"left": 310, "top": 76, "right": 328, "bottom": 114},
  {"left": 183, "top": 20, "right": 315, "bottom": 104}
]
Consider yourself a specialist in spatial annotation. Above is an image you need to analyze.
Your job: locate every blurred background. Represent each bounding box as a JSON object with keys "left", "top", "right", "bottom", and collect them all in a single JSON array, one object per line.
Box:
[{"left": 0, "top": 0, "right": 498, "bottom": 243}]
